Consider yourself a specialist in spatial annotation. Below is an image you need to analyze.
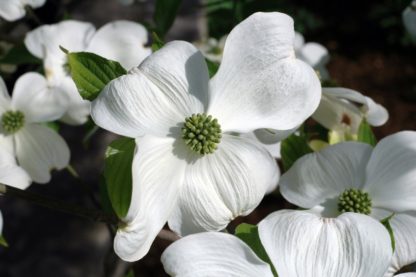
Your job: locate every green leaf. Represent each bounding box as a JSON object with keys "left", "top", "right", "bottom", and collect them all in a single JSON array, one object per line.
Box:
[
  {"left": 235, "top": 223, "right": 277, "bottom": 276},
  {"left": 67, "top": 51, "right": 127, "bottom": 101},
  {"left": 0, "top": 234, "right": 8, "bottom": 247},
  {"left": 151, "top": 32, "right": 165, "bottom": 52},
  {"left": 357, "top": 119, "right": 377, "bottom": 146},
  {"left": 153, "top": 0, "right": 182, "bottom": 38},
  {"left": 380, "top": 213, "right": 395, "bottom": 252},
  {"left": 0, "top": 44, "right": 41, "bottom": 65},
  {"left": 44, "top": 121, "right": 60, "bottom": 132},
  {"left": 206, "top": 58, "right": 219, "bottom": 77},
  {"left": 281, "top": 133, "right": 313, "bottom": 172},
  {"left": 125, "top": 269, "right": 135, "bottom": 277},
  {"left": 104, "top": 137, "right": 135, "bottom": 218}
]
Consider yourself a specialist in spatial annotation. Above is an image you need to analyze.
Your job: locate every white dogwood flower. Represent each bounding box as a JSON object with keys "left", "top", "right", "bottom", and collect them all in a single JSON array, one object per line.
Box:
[
  {"left": 294, "top": 32, "right": 330, "bottom": 80},
  {"left": 312, "top": 87, "right": 388, "bottom": 142},
  {"left": 24, "top": 20, "right": 151, "bottom": 125},
  {"left": 280, "top": 131, "right": 416, "bottom": 218},
  {"left": 91, "top": 12, "right": 321, "bottom": 261},
  {"left": 162, "top": 210, "right": 392, "bottom": 277},
  {"left": 403, "top": 1, "right": 416, "bottom": 42},
  {"left": 0, "top": 0, "right": 46, "bottom": 21},
  {"left": 0, "top": 73, "right": 69, "bottom": 184},
  {"left": 280, "top": 131, "right": 416, "bottom": 274}
]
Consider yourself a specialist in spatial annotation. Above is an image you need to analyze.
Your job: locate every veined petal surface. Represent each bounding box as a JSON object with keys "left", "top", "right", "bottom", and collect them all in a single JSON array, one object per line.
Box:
[
  {"left": 14, "top": 124, "right": 70, "bottom": 184},
  {"left": 208, "top": 12, "right": 321, "bottom": 133},
  {"left": 114, "top": 135, "right": 187, "bottom": 261},
  {"left": 169, "top": 134, "right": 279, "bottom": 235},
  {"left": 92, "top": 41, "right": 208, "bottom": 138},
  {"left": 280, "top": 142, "right": 372, "bottom": 211},
  {"left": 161, "top": 232, "right": 273, "bottom": 277},
  {"left": 258, "top": 210, "right": 392, "bottom": 277}
]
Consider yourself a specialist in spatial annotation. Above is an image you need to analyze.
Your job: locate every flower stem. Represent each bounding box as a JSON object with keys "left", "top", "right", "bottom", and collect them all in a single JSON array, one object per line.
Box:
[{"left": 0, "top": 184, "right": 119, "bottom": 225}]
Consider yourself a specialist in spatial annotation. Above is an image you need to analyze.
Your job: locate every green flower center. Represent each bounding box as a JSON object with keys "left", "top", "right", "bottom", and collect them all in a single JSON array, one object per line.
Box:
[
  {"left": 337, "top": 188, "right": 372, "bottom": 215},
  {"left": 1, "top": 110, "right": 25, "bottom": 134},
  {"left": 182, "top": 113, "right": 222, "bottom": 155}
]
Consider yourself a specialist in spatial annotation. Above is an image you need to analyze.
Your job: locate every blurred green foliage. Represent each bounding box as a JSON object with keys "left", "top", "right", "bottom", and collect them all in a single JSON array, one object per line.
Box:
[{"left": 205, "top": 0, "right": 414, "bottom": 49}]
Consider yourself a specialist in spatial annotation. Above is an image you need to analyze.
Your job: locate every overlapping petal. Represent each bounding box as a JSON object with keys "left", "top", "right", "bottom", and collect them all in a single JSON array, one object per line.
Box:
[
  {"left": 0, "top": 77, "right": 11, "bottom": 114},
  {"left": 14, "top": 124, "right": 70, "bottom": 184},
  {"left": 258, "top": 210, "right": 392, "bottom": 277},
  {"left": 161, "top": 232, "right": 273, "bottom": 277},
  {"left": 280, "top": 142, "right": 372, "bottom": 211},
  {"left": 168, "top": 135, "right": 279, "bottom": 235},
  {"left": 0, "top": 0, "right": 46, "bottom": 21},
  {"left": 365, "top": 131, "right": 416, "bottom": 212},
  {"left": 384, "top": 213, "right": 416, "bottom": 277},
  {"left": 11, "top": 72, "right": 66, "bottom": 123},
  {"left": 208, "top": 12, "right": 321, "bottom": 133},
  {"left": 87, "top": 20, "right": 151, "bottom": 70},
  {"left": 114, "top": 135, "right": 187, "bottom": 261},
  {"left": 297, "top": 42, "right": 329, "bottom": 69},
  {"left": 58, "top": 78, "right": 90, "bottom": 125},
  {"left": 25, "top": 20, "right": 95, "bottom": 60},
  {"left": 92, "top": 41, "right": 208, "bottom": 138},
  {"left": 0, "top": 148, "right": 31, "bottom": 189}
]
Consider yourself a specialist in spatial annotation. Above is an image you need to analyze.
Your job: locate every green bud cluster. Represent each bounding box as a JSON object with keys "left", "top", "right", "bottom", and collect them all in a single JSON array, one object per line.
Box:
[
  {"left": 182, "top": 113, "right": 222, "bottom": 155},
  {"left": 1, "top": 110, "right": 25, "bottom": 134},
  {"left": 338, "top": 188, "right": 372, "bottom": 215}
]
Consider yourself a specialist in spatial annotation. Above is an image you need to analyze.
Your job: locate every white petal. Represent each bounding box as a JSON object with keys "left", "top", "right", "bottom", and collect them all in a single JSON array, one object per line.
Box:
[
  {"left": 297, "top": 42, "right": 329, "bottom": 69},
  {"left": 365, "top": 96, "right": 389, "bottom": 127},
  {"left": 385, "top": 213, "right": 416, "bottom": 276},
  {"left": 403, "top": 4, "right": 416, "bottom": 41},
  {"left": 24, "top": 20, "right": 95, "bottom": 60},
  {"left": 168, "top": 134, "right": 279, "bottom": 235},
  {"left": 161, "top": 232, "right": 273, "bottom": 277},
  {"left": 0, "top": 147, "right": 31, "bottom": 189},
  {"left": 92, "top": 41, "right": 208, "bottom": 138},
  {"left": 258, "top": 210, "right": 392, "bottom": 277},
  {"left": 252, "top": 127, "right": 297, "bottom": 159},
  {"left": 15, "top": 124, "right": 70, "bottom": 184},
  {"left": 312, "top": 88, "right": 364, "bottom": 133},
  {"left": 365, "top": 131, "right": 416, "bottom": 212},
  {"left": 294, "top": 32, "right": 305, "bottom": 51},
  {"left": 0, "top": 76, "right": 11, "bottom": 114},
  {"left": 114, "top": 135, "right": 187, "bottom": 262},
  {"left": 11, "top": 72, "right": 66, "bottom": 123},
  {"left": 57, "top": 77, "right": 90, "bottom": 125},
  {"left": 208, "top": 12, "right": 321, "bottom": 133},
  {"left": 395, "top": 274, "right": 416, "bottom": 277},
  {"left": 319, "top": 87, "right": 388, "bottom": 128},
  {"left": 87, "top": 20, "right": 151, "bottom": 70},
  {"left": 280, "top": 142, "right": 373, "bottom": 215},
  {"left": 0, "top": 0, "right": 46, "bottom": 21}
]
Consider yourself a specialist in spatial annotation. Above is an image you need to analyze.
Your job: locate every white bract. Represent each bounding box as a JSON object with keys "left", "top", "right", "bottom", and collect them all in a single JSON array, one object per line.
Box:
[
  {"left": 403, "top": 1, "right": 416, "bottom": 42},
  {"left": 294, "top": 32, "right": 330, "bottom": 80},
  {"left": 0, "top": 74, "right": 69, "bottom": 184},
  {"left": 24, "top": 20, "right": 151, "bottom": 125},
  {"left": 161, "top": 210, "right": 392, "bottom": 277},
  {"left": 0, "top": 0, "right": 46, "bottom": 21},
  {"left": 0, "top": 145, "right": 31, "bottom": 237},
  {"left": 280, "top": 131, "right": 416, "bottom": 274},
  {"left": 312, "top": 87, "right": 388, "bottom": 142},
  {"left": 91, "top": 12, "right": 321, "bottom": 261}
]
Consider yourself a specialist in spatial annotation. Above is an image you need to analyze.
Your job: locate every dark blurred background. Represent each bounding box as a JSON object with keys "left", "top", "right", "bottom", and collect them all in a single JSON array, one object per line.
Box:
[{"left": 0, "top": 0, "right": 415, "bottom": 276}]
